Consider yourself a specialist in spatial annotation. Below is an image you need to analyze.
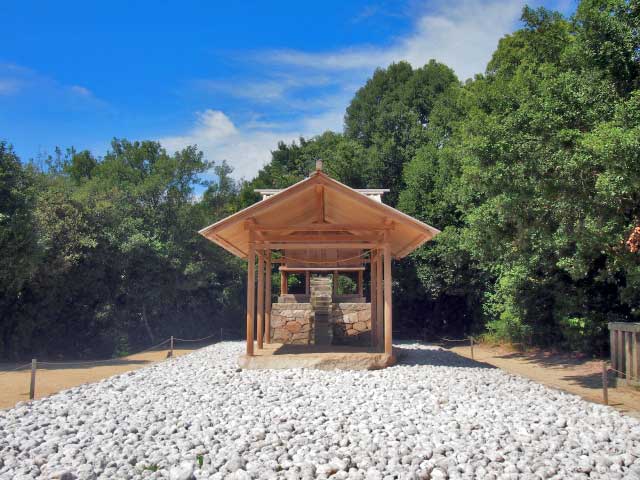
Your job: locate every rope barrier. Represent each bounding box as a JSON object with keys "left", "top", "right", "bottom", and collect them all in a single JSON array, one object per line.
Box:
[
  {"left": 10, "top": 330, "right": 232, "bottom": 369},
  {"left": 278, "top": 250, "right": 372, "bottom": 265},
  {"left": 0, "top": 363, "right": 32, "bottom": 376},
  {"left": 608, "top": 365, "right": 638, "bottom": 383},
  {"left": 173, "top": 332, "right": 219, "bottom": 343},
  {"left": 36, "top": 338, "right": 172, "bottom": 366}
]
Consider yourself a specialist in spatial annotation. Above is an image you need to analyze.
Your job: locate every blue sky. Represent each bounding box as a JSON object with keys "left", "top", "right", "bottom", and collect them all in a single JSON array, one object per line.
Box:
[{"left": 1, "top": 0, "right": 574, "bottom": 179}]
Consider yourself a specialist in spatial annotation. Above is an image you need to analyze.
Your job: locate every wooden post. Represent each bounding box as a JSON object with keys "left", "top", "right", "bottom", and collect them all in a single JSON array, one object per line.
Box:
[
  {"left": 305, "top": 270, "right": 310, "bottom": 295},
  {"left": 29, "top": 358, "right": 36, "bottom": 400},
  {"left": 602, "top": 361, "right": 609, "bottom": 405},
  {"left": 257, "top": 250, "right": 265, "bottom": 350},
  {"left": 169, "top": 336, "right": 174, "bottom": 357},
  {"left": 618, "top": 329, "right": 625, "bottom": 378},
  {"left": 376, "top": 249, "right": 384, "bottom": 350},
  {"left": 370, "top": 251, "right": 377, "bottom": 347},
  {"left": 470, "top": 336, "right": 474, "bottom": 360},
  {"left": 635, "top": 332, "right": 640, "bottom": 383},
  {"left": 333, "top": 270, "right": 339, "bottom": 295},
  {"left": 383, "top": 243, "right": 393, "bottom": 356},
  {"left": 357, "top": 270, "right": 364, "bottom": 297},
  {"left": 265, "top": 250, "right": 272, "bottom": 344},
  {"left": 626, "top": 331, "right": 633, "bottom": 381},
  {"left": 611, "top": 329, "right": 617, "bottom": 374},
  {"left": 246, "top": 243, "right": 256, "bottom": 356},
  {"left": 280, "top": 271, "right": 287, "bottom": 296}
]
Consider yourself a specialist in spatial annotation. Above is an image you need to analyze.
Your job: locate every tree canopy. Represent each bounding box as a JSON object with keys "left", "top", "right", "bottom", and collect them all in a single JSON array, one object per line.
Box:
[{"left": 1, "top": 0, "right": 639, "bottom": 359}]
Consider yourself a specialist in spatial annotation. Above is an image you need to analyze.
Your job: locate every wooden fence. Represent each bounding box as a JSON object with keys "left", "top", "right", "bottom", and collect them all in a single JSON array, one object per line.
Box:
[{"left": 609, "top": 322, "right": 640, "bottom": 387}]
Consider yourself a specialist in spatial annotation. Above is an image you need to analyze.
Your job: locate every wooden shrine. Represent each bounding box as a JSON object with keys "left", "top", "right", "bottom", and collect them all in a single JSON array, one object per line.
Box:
[{"left": 199, "top": 160, "right": 440, "bottom": 369}]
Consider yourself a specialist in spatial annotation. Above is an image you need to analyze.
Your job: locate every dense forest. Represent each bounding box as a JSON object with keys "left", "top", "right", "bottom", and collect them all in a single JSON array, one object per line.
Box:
[{"left": 1, "top": 1, "right": 639, "bottom": 360}]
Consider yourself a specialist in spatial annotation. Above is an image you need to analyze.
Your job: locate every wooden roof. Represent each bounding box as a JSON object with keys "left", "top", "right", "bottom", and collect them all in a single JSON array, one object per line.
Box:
[{"left": 199, "top": 170, "right": 440, "bottom": 259}]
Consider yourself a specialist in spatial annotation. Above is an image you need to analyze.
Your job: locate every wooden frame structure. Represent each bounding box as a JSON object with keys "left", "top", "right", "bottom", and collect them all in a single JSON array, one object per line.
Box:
[{"left": 199, "top": 161, "right": 440, "bottom": 360}]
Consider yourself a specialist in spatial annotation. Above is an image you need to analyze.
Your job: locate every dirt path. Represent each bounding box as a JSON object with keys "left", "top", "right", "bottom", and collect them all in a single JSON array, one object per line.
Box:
[
  {"left": 448, "top": 342, "right": 640, "bottom": 419},
  {"left": 0, "top": 347, "right": 198, "bottom": 410},
  {"left": 3, "top": 341, "right": 639, "bottom": 419}
]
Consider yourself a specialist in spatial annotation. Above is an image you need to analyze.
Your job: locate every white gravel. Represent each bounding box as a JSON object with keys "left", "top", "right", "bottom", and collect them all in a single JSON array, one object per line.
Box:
[{"left": 1, "top": 342, "right": 640, "bottom": 480}]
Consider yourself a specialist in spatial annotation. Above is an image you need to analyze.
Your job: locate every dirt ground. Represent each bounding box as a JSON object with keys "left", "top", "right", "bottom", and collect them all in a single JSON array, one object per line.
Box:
[
  {"left": 448, "top": 342, "right": 640, "bottom": 419},
  {"left": 0, "top": 347, "right": 198, "bottom": 410},
  {"left": 2, "top": 341, "right": 639, "bottom": 418}
]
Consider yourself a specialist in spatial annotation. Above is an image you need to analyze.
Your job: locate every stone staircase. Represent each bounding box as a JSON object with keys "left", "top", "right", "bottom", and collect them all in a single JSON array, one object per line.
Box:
[{"left": 310, "top": 276, "right": 333, "bottom": 345}]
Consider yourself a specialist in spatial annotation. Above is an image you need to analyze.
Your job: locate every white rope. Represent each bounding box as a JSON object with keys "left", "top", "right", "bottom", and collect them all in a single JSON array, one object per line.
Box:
[
  {"left": 1, "top": 330, "right": 235, "bottom": 369},
  {"left": 439, "top": 337, "right": 471, "bottom": 343},
  {"left": 0, "top": 363, "right": 32, "bottom": 376},
  {"left": 37, "top": 338, "right": 172, "bottom": 366},
  {"left": 608, "top": 365, "right": 639, "bottom": 383},
  {"left": 173, "top": 332, "right": 219, "bottom": 343},
  {"left": 279, "top": 250, "right": 372, "bottom": 265}
]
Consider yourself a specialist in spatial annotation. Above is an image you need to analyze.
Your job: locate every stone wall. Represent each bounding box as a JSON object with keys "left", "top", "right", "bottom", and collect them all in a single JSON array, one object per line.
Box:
[
  {"left": 331, "top": 303, "right": 371, "bottom": 345},
  {"left": 270, "top": 302, "right": 371, "bottom": 346},
  {"left": 270, "top": 303, "right": 313, "bottom": 344}
]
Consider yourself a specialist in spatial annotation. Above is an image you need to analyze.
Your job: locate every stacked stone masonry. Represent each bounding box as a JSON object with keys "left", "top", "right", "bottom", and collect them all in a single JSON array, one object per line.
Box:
[{"left": 270, "top": 302, "right": 371, "bottom": 345}]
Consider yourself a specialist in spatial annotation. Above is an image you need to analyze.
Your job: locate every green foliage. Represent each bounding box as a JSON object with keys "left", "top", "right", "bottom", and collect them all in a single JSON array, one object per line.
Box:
[
  {"left": 1, "top": 0, "right": 639, "bottom": 358},
  {"left": 0, "top": 140, "right": 244, "bottom": 359},
  {"left": 337, "top": 275, "right": 356, "bottom": 295}
]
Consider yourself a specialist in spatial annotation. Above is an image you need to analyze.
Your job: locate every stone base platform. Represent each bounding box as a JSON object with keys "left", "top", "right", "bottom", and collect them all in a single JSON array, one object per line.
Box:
[{"left": 238, "top": 343, "right": 395, "bottom": 371}]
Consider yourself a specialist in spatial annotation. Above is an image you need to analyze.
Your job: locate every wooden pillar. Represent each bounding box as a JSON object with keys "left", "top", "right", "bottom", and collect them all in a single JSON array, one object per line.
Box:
[
  {"left": 370, "top": 251, "right": 377, "bottom": 348},
  {"left": 257, "top": 250, "right": 265, "bottom": 350},
  {"left": 280, "top": 271, "right": 287, "bottom": 295},
  {"left": 246, "top": 244, "right": 255, "bottom": 356},
  {"left": 635, "top": 332, "right": 640, "bottom": 382},
  {"left": 618, "top": 329, "right": 625, "bottom": 378},
  {"left": 357, "top": 270, "right": 364, "bottom": 297},
  {"left": 265, "top": 250, "right": 272, "bottom": 344},
  {"left": 626, "top": 331, "right": 633, "bottom": 381},
  {"left": 611, "top": 328, "right": 617, "bottom": 373},
  {"left": 333, "top": 270, "right": 339, "bottom": 295},
  {"left": 305, "top": 270, "right": 310, "bottom": 295},
  {"left": 376, "top": 249, "right": 384, "bottom": 350},
  {"left": 383, "top": 243, "right": 392, "bottom": 356}
]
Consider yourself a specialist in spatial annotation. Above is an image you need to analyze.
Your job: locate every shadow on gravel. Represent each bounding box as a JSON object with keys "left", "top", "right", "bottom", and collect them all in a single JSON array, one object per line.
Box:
[{"left": 394, "top": 344, "right": 496, "bottom": 369}]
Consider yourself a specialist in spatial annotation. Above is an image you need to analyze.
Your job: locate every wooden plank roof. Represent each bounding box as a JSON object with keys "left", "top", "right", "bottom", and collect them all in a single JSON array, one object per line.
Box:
[{"left": 198, "top": 170, "right": 440, "bottom": 259}]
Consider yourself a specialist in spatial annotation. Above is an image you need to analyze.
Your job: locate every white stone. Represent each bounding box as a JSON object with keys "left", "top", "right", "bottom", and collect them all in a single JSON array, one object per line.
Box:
[
  {"left": 169, "top": 461, "right": 194, "bottom": 480},
  {"left": 0, "top": 342, "right": 638, "bottom": 480}
]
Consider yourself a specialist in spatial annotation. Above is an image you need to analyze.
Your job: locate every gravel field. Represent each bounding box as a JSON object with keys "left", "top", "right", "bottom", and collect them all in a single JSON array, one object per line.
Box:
[{"left": 1, "top": 341, "right": 640, "bottom": 480}]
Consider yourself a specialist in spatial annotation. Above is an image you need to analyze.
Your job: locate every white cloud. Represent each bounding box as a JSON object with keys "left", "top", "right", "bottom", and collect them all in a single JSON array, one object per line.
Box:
[
  {"left": 194, "top": 74, "right": 333, "bottom": 103},
  {"left": 69, "top": 85, "right": 93, "bottom": 97},
  {"left": 0, "top": 78, "right": 21, "bottom": 95},
  {"left": 264, "top": 0, "right": 525, "bottom": 81},
  {"left": 159, "top": 109, "right": 342, "bottom": 180},
  {"left": 0, "top": 63, "right": 105, "bottom": 108},
  {"left": 162, "top": 0, "right": 532, "bottom": 180}
]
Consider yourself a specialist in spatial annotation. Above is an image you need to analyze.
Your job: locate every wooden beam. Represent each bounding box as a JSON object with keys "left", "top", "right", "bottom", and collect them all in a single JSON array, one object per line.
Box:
[
  {"left": 279, "top": 266, "right": 365, "bottom": 272},
  {"left": 376, "top": 249, "right": 384, "bottom": 351},
  {"left": 246, "top": 243, "right": 255, "bottom": 356},
  {"left": 383, "top": 243, "right": 393, "bottom": 356},
  {"left": 316, "top": 185, "right": 325, "bottom": 223},
  {"left": 249, "top": 223, "right": 393, "bottom": 232},
  {"left": 395, "top": 234, "right": 429, "bottom": 260},
  {"left": 258, "top": 234, "right": 381, "bottom": 243},
  {"left": 257, "top": 250, "right": 264, "bottom": 350},
  {"left": 333, "top": 270, "right": 339, "bottom": 294},
  {"left": 370, "top": 250, "right": 377, "bottom": 348},
  {"left": 357, "top": 270, "right": 364, "bottom": 297},
  {"left": 305, "top": 271, "right": 310, "bottom": 295},
  {"left": 262, "top": 242, "right": 379, "bottom": 250},
  {"left": 265, "top": 250, "right": 272, "bottom": 344},
  {"left": 280, "top": 271, "right": 287, "bottom": 295},
  {"left": 210, "top": 233, "right": 246, "bottom": 258}
]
